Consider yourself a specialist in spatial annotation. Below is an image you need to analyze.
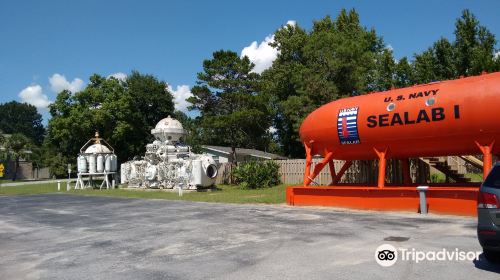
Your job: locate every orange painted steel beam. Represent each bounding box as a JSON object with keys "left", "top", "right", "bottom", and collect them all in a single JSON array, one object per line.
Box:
[
  {"left": 306, "top": 151, "right": 334, "bottom": 186},
  {"left": 476, "top": 141, "right": 495, "bottom": 179},
  {"left": 328, "top": 160, "right": 336, "bottom": 182},
  {"left": 331, "top": 160, "right": 353, "bottom": 185},
  {"left": 303, "top": 142, "right": 313, "bottom": 186},
  {"left": 374, "top": 148, "right": 388, "bottom": 188},
  {"left": 286, "top": 186, "right": 479, "bottom": 216},
  {"left": 401, "top": 159, "right": 411, "bottom": 185}
]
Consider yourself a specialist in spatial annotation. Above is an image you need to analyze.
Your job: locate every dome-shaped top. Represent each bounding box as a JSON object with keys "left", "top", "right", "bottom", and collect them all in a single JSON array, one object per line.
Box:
[
  {"left": 84, "top": 143, "right": 111, "bottom": 154},
  {"left": 80, "top": 131, "right": 114, "bottom": 154},
  {"left": 154, "top": 115, "right": 184, "bottom": 131},
  {"left": 151, "top": 116, "right": 185, "bottom": 142}
]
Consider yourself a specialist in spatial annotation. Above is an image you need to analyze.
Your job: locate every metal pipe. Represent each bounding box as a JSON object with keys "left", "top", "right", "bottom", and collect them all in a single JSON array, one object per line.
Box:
[{"left": 417, "top": 186, "right": 429, "bottom": 214}]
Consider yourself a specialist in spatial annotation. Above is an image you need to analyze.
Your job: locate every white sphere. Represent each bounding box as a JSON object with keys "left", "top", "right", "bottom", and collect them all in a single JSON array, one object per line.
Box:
[
  {"left": 84, "top": 143, "right": 111, "bottom": 154},
  {"left": 151, "top": 115, "right": 185, "bottom": 142}
]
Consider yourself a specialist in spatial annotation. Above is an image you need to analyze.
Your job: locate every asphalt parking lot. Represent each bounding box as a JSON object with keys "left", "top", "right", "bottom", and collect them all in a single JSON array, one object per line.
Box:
[{"left": 0, "top": 194, "right": 499, "bottom": 280}]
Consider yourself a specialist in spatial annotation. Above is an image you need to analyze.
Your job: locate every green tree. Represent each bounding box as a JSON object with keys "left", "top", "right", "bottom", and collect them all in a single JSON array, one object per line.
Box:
[
  {"left": 173, "top": 110, "right": 203, "bottom": 153},
  {"left": 262, "top": 21, "right": 308, "bottom": 157},
  {"left": 188, "top": 50, "right": 271, "bottom": 162},
  {"left": 46, "top": 71, "right": 175, "bottom": 177},
  {"left": 394, "top": 57, "right": 415, "bottom": 87},
  {"left": 4, "top": 133, "right": 31, "bottom": 181},
  {"left": 454, "top": 9, "right": 498, "bottom": 76},
  {"left": 0, "top": 101, "right": 45, "bottom": 145},
  {"left": 369, "top": 48, "right": 397, "bottom": 91},
  {"left": 413, "top": 9, "right": 499, "bottom": 83},
  {"left": 262, "top": 9, "right": 389, "bottom": 157}
]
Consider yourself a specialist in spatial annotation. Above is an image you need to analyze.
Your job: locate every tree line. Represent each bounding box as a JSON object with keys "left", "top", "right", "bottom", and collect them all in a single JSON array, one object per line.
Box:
[{"left": 1, "top": 9, "right": 499, "bottom": 178}]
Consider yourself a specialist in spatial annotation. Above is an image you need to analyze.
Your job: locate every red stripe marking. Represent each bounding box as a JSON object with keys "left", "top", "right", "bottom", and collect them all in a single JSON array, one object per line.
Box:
[{"left": 342, "top": 117, "right": 349, "bottom": 137}]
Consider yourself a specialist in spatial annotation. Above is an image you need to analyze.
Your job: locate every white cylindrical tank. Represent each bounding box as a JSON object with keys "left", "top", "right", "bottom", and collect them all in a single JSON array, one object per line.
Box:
[
  {"left": 177, "top": 146, "right": 189, "bottom": 153},
  {"left": 97, "top": 154, "right": 104, "bottom": 173},
  {"left": 110, "top": 155, "right": 117, "bottom": 172},
  {"left": 191, "top": 160, "right": 202, "bottom": 186},
  {"left": 88, "top": 154, "right": 97, "bottom": 174},
  {"left": 120, "top": 163, "right": 128, "bottom": 184},
  {"left": 77, "top": 155, "right": 87, "bottom": 173},
  {"left": 105, "top": 155, "right": 112, "bottom": 172},
  {"left": 200, "top": 155, "right": 217, "bottom": 186}
]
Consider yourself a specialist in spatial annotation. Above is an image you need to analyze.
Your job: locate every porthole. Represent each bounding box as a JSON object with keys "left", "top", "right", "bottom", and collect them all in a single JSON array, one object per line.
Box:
[
  {"left": 386, "top": 103, "right": 396, "bottom": 111},
  {"left": 426, "top": 97, "right": 436, "bottom": 106}
]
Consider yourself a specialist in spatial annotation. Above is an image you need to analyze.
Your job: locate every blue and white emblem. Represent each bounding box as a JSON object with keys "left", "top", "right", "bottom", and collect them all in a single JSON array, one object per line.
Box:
[{"left": 337, "top": 107, "right": 360, "bottom": 145}]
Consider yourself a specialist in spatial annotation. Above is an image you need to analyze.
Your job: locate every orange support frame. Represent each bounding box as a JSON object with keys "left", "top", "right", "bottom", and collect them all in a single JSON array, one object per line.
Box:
[
  {"left": 374, "top": 148, "right": 388, "bottom": 188},
  {"left": 331, "top": 160, "right": 352, "bottom": 185},
  {"left": 328, "top": 160, "right": 336, "bottom": 182},
  {"left": 305, "top": 151, "right": 334, "bottom": 186},
  {"left": 476, "top": 141, "right": 495, "bottom": 179},
  {"left": 286, "top": 186, "right": 479, "bottom": 216},
  {"left": 303, "top": 142, "right": 313, "bottom": 185}
]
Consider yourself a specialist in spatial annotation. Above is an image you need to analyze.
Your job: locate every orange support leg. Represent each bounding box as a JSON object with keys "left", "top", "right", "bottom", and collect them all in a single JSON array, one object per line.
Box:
[
  {"left": 306, "top": 151, "right": 334, "bottom": 185},
  {"left": 401, "top": 159, "right": 411, "bottom": 185},
  {"left": 303, "top": 142, "right": 313, "bottom": 186},
  {"left": 374, "top": 148, "right": 388, "bottom": 188},
  {"left": 332, "top": 160, "right": 353, "bottom": 184},
  {"left": 328, "top": 160, "right": 336, "bottom": 183},
  {"left": 476, "top": 141, "right": 495, "bottom": 179}
]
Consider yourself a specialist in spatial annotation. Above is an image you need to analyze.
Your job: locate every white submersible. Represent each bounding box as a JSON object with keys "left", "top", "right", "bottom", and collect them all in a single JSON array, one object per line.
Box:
[
  {"left": 120, "top": 116, "right": 218, "bottom": 190},
  {"left": 75, "top": 132, "right": 118, "bottom": 189}
]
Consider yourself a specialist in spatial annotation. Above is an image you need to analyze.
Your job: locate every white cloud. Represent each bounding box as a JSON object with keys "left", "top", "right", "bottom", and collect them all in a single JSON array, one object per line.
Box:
[
  {"left": 495, "top": 51, "right": 500, "bottom": 59},
  {"left": 241, "top": 35, "right": 278, "bottom": 74},
  {"left": 107, "top": 72, "right": 127, "bottom": 82},
  {"left": 49, "top": 73, "right": 84, "bottom": 93},
  {"left": 168, "top": 85, "right": 193, "bottom": 113},
  {"left": 240, "top": 19, "right": 296, "bottom": 74},
  {"left": 18, "top": 85, "right": 52, "bottom": 110},
  {"left": 386, "top": 44, "right": 394, "bottom": 51}
]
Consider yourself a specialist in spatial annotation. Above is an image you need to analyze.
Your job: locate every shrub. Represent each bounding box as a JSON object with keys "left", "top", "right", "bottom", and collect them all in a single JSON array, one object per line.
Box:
[{"left": 232, "top": 160, "right": 281, "bottom": 189}]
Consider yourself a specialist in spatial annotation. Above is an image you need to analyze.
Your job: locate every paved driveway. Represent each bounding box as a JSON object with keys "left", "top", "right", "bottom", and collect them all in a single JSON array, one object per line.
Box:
[{"left": 0, "top": 194, "right": 499, "bottom": 279}]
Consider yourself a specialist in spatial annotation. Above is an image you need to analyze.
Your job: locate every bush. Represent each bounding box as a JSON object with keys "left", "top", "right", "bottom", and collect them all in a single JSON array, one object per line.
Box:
[{"left": 232, "top": 160, "right": 281, "bottom": 189}]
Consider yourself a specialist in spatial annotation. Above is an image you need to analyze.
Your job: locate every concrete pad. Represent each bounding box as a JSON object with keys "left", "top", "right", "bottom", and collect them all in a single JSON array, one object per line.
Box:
[{"left": 0, "top": 194, "right": 499, "bottom": 279}]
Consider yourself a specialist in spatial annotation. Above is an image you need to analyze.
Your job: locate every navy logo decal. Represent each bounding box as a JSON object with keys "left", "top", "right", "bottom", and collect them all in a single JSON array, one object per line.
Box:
[{"left": 337, "top": 107, "right": 360, "bottom": 145}]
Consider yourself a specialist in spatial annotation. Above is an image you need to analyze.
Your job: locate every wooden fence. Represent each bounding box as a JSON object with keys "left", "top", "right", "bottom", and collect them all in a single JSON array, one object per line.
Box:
[{"left": 216, "top": 158, "right": 431, "bottom": 186}]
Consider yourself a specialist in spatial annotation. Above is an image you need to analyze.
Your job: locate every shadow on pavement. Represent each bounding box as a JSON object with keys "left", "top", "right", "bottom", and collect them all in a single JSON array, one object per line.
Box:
[{"left": 474, "top": 253, "right": 500, "bottom": 273}]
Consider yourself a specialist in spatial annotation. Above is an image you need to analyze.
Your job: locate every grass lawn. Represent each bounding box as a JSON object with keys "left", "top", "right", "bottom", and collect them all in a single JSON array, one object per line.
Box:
[
  {"left": 0, "top": 183, "right": 61, "bottom": 195},
  {"left": 0, "top": 183, "right": 288, "bottom": 204},
  {"left": 0, "top": 179, "right": 14, "bottom": 184},
  {"left": 465, "top": 173, "right": 483, "bottom": 182}
]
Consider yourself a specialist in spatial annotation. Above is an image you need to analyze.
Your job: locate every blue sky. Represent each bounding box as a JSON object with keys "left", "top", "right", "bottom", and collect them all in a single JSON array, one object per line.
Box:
[{"left": 1, "top": 0, "right": 499, "bottom": 123}]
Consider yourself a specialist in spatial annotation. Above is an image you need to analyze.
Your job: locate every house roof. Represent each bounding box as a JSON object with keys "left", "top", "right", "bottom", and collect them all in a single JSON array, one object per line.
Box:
[{"left": 202, "top": 145, "right": 287, "bottom": 160}]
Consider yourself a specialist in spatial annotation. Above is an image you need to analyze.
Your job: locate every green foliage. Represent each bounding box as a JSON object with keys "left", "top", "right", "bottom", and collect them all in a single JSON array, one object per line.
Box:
[
  {"left": 430, "top": 173, "right": 446, "bottom": 183},
  {"left": 0, "top": 101, "right": 45, "bottom": 145},
  {"left": 188, "top": 50, "right": 272, "bottom": 161},
  {"left": 413, "top": 9, "right": 499, "bottom": 83},
  {"left": 232, "top": 160, "right": 281, "bottom": 189},
  {"left": 4, "top": 133, "right": 31, "bottom": 156},
  {"left": 0, "top": 130, "right": 4, "bottom": 146},
  {"left": 46, "top": 71, "right": 175, "bottom": 177},
  {"left": 263, "top": 9, "right": 390, "bottom": 157},
  {"left": 3, "top": 133, "right": 32, "bottom": 180}
]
